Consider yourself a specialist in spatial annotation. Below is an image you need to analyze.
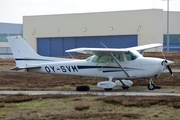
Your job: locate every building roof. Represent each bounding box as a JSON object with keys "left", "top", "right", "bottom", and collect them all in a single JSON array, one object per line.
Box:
[{"left": 0, "top": 22, "right": 22, "bottom": 34}]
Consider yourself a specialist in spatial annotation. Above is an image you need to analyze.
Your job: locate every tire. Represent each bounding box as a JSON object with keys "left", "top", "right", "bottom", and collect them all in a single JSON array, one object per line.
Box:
[
  {"left": 104, "top": 88, "right": 112, "bottom": 91},
  {"left": 76, "top": 86, "right": 90, "bottom": 91},
  {"left": 122, "top": 86, "right": 129, "bottom": 89},
  {"left": 154, "top": 85, "right": 161, "bottom": 89},
  {"left": 148, "top": 83, "right": 155, "bottom": 90}
]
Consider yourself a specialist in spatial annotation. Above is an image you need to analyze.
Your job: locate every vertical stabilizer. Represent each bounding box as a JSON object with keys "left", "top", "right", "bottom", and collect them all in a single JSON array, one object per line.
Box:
[
  {"left": 7, "top": 35, "right": 40, "bottom": 58},
  {"left": 7, "top": 35, "right": 41, "bottom": 68}
]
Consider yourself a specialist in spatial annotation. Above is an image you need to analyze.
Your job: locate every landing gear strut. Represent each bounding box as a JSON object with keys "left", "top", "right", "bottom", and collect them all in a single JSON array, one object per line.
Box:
[{"left": 147, "top": 78, "right": 161, "bottom": 90}]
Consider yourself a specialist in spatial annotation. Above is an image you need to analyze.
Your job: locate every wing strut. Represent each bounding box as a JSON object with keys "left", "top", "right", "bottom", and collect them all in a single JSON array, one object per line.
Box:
[{"left": 110, "top": 53, "right": 131, "bottom": 78}]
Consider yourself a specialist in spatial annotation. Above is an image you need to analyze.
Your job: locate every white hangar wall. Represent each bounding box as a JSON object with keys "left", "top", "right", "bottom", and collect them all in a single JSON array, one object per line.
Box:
[
  {"left": 163, "top": 11, "right": 180, "bottom": 34},
  {"left": 23, "top": 9, "right": 179, "bottom": 55}
]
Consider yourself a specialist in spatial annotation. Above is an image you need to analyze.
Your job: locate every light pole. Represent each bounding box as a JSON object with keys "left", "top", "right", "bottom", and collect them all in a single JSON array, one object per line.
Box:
[
  {"left": 162, "top": 0, "right": 170, "bottom": 51},
  {"left": 167, "top": 0, "right": 170, "bottom": 51}
]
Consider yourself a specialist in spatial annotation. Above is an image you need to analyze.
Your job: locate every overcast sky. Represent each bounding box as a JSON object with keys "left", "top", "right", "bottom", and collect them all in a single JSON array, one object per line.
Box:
[{"left": 0, "top": 0, "right": 180, "bottom": 24}]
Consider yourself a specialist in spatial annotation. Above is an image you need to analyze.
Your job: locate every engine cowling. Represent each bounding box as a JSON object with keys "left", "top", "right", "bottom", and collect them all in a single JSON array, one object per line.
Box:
[
  {"left": 97, "top": 81, "right": 116, "bottom": 89},
  {"left": 115, "top": 80, "right": 133, "bottom": 87}
]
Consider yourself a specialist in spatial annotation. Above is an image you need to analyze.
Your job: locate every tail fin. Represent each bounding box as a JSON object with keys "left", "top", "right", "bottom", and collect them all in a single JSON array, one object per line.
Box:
[
  {"left": 7, "top": 35, "right": 42, "bottom": 69},
  {"left": 7, "top": 35, "right": 40, "bottom": 58}
]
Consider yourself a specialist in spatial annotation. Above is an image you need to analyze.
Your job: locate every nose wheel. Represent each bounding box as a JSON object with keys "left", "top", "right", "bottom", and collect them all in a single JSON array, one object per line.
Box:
[
  {"left": 147, "top": 78, "right": 161, "bottom": 90},
  {"left": 148, "top": 83, "right": 155, "bottom": 90}
]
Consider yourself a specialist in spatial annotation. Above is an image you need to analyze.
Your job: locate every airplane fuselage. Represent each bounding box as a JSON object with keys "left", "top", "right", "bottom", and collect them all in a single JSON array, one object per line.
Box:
[{"left": 27, "top": 57, "right": 165, "bottom": 79}]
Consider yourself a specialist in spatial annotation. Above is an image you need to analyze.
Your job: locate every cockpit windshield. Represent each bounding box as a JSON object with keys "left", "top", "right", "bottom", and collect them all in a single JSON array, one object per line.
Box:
[{"left": 125, "top": 50, "right": 142, "bottom": 61}]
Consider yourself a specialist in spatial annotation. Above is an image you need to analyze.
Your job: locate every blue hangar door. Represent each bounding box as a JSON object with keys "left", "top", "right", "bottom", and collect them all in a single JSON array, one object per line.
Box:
[
  {"left": 37, "top": 38, "right": 62, "bottom": 56},
  {"left": 37, "top": 35, "right": 137, "bottom": 56},
  {"left": 88, "top": 35, "right": 137, "bottom": 48}
]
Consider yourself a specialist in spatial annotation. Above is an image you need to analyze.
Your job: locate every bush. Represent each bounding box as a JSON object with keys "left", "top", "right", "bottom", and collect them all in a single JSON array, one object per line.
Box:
[{"left": 74, "top": 103, "right": 89, "bottom": 111}]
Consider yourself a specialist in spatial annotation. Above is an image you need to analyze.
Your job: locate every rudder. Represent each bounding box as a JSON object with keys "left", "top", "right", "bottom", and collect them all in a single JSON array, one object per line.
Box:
[{"left": 7, "top": 35, "right": 41, "bottom": 68}]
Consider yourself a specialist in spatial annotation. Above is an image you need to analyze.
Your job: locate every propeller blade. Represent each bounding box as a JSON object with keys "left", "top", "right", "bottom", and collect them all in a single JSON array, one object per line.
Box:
[
  {"left": 161, "top": 51, "right": 173, "bottom": 76},
  {"left": 167, "top": 65, "right": 173, "bottom": 76}
]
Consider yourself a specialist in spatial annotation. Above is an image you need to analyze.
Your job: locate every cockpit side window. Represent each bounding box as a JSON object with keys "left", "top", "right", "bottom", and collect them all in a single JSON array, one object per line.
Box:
[
  {"left": 92, "top": 55, "right": 109, "bottom": 63},
  {"left": 98, "top": 56, "right": 109, "bottom": 63},
  {"left": 110, "top": 54, "right": 124, "bottom": 62},
  {"left": 92, "top": 54, "right": 124, "bottom": 63}
]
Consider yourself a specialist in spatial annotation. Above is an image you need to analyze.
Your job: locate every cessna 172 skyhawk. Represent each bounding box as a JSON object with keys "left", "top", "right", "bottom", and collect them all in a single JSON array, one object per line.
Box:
[{"left": 7, "top": 35, "right": 173, "bottom": 91}]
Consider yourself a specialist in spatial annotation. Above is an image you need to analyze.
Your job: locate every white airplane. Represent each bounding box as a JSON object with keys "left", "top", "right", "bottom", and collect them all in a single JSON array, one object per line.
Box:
[{"left": 7, "top": 35, "right": 173, "bottom": 91}]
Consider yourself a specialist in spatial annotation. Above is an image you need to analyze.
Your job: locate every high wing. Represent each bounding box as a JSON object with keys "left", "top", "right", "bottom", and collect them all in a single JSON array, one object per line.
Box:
[
  {"left": 128, "top": 43, "right": 162, "bottom": 54},
  {"left": 66, "top": 48, "right": 128, "bottom": 55},
  {"left": 66, "top": 43, "right": 162, "bottom": 55}
]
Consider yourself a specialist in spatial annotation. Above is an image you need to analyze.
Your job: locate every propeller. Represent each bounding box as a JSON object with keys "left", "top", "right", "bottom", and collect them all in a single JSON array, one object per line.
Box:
[
  {"left": 161, "top": 51, "right": 173, "bottom": 76},
  {"left": 166, "top": 63, "right": 173, "bottom": 76}
]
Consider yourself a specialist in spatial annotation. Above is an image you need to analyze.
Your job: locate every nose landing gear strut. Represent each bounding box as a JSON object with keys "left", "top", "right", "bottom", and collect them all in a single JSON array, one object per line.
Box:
[{"left": 147, "top": 78, "right": 161, "bottom": 90}]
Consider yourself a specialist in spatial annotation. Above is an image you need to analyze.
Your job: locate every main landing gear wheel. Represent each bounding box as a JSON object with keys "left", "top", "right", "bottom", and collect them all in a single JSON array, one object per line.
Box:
[
  {"left": 76, "top": 86, "right": 90, "bottom": 91},
  {"left": 122, "top": 86, "right": 129, "bottom": 89},
  {"left": 104, "top": 88, "right": 112, "bottom": 91},
  {"left": 154, "top": 85, "right": 161, "bottom": 89}
]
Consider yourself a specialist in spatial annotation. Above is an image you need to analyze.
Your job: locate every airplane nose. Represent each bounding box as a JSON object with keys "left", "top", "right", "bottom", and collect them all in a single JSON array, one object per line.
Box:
[
  {"left": 161, "top": 59, "right": 174, "bottom": 76},
  {"left": 165, "top": 60, "right": 174, "bottom": 65}
]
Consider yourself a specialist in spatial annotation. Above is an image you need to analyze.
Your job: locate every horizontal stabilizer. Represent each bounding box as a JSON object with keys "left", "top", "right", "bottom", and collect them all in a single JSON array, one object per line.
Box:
[{"left": 10, "top": 65, "right": 41, "bottom": 70}]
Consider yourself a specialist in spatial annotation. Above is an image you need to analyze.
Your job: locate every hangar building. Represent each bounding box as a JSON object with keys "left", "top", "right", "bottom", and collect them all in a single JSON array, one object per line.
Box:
[{"left": 23, "top": 9, "right": 180, "bottom": 56}]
